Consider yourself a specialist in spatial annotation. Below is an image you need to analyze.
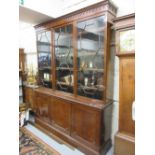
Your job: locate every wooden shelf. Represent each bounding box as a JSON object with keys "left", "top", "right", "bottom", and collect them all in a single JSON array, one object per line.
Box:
[
  {"left": 38, "top": 50, "right": 51, "bottom": 53},
  {"left": 78, "top": 26, "right": 104, "bottom": 35},
  {"left": 37, "top": 41, "right": 51, "bottom": 46},
  {"left": 55, "top": 45, "right": 73, "bottom": 49},
  {"left": 79, "top": 68, "right": 104, "bottom": 72},
  {"left": 79, "top": 85, "right": 105, "bottom": 91},
  {"left": 57, "top": 81, "right": 73, "bottom": 87},
  {"left": 39, "top": 67, "right": 51, "bottom": 70},
  {"left": 77, "top": 48, "right": 103, "bottom": 54},
  {"left": 56, "top": 67, "right": 73, "bottom": 71},
  {"left": 55, "top": 33, "right": 72, "bottom": 39}
]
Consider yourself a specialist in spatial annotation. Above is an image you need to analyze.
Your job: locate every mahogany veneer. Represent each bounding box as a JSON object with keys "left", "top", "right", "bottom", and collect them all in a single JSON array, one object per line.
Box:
[{"left": 33, "top": 87, "right": 113, "bottom": 155}]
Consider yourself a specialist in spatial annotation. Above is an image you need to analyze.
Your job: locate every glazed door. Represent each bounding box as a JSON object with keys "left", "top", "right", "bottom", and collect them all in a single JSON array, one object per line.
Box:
[
  {"left": 50, "top": 97, "right": 71, "bottom": 134},
  {"left": 35, "top": 92, "right": 50, "bottom": 123},
  {"left": 54, "top": 24, "right": 74, "bottom": 93},
  {"left": 71, "top": 104, "right": 100, "bottom": 148},
  {"left": 37, "top": 31, "right": 52, "bottom": 88},
  {"left": 77, "top": 16, "right": 105, "bottom": 100}
]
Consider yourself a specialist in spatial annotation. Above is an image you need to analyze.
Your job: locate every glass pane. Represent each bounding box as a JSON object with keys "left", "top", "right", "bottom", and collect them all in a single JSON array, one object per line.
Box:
[
  {"left": 120, "top": 29, "right": 135, "bottom": 53},
  {"left": 55, "top": 25, "right": 73, "bottom": 93},
  {"left": 37, "top": 31, "right": 52, "bottom": 88},
  {"left": 77, "top": 16, "right": 105, "bottom": 100}
]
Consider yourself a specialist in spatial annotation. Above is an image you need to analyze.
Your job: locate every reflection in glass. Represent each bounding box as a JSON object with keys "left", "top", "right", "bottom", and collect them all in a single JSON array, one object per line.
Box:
[
  {"left": 120, "top": 29, "right": 135, "bottom": 52},
  {"left": 55, "top": 25, "right": 73, "bottom": 93},
  {"left": 37, "top": 31, "right": 52, "bottom": 88},
  {"left": 77, "top": 16, "right": 105, "bottom": 100}
]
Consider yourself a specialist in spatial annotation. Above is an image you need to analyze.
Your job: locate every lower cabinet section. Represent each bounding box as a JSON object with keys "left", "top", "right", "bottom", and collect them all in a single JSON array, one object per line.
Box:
[{"left": 34, "top": 88, "right": 112, "bottom": 155}]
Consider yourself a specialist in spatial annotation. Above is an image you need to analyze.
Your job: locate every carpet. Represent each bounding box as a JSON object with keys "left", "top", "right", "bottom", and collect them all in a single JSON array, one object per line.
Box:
[{"left": 19, "top": 127, "right": 61, "bottom": 155}]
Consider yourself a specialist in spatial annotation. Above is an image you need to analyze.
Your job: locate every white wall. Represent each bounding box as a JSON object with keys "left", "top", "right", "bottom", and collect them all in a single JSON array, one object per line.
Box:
[
  {"left": 113, "top": 0, "right": 135, "bottom": 17},
  {"left": 19, "top": 22, "right": 37, "bottom": 53}
]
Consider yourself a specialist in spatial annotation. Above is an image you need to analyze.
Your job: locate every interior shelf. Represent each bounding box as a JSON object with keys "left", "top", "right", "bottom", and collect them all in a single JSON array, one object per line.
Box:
[
  {"left": 55, "top": 45, "right": 73, "bottom": 48},
  {"left": 39, "top": 67, "right": 51, "bottom": 70},
  {"left": 56, "top": 67, "right": 73, "bottom": 70},
  {"left": 57, "top": 81, "right": 74, "bottom": 87},
  {"left": 37, "top": 41, "right": 51, "bottom": 46},
  {"left": 79, "top": 68, "right": 104, "bottom": 72},
  {"left": 79, "top": 85, "right": 105, "bottom": 91},
  {"left": 78, "top": 26, "right": 104, "bottom": 34},
  {"left": 38, "top": 50, "right": 51, "bottom": 53}
]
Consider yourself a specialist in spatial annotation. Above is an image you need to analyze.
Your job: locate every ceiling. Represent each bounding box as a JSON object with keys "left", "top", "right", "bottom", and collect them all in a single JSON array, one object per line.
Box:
[{"left": 19, "top": 0, "right": 104, "bottom": 25}]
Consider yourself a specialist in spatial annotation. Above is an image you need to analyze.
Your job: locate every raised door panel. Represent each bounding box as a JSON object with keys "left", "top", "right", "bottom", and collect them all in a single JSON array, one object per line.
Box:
[
  {"left": 71, "top": 104, "right": 100, "bottom": 147},
  {"left": 35, "top": 92, "right": 50, "bottom": 123},
  {"left": 50, "top": 97, "right": 71, "bottom": 134},
  {"left": 119, "top": 57, "right": 135, "bottom": 135}
]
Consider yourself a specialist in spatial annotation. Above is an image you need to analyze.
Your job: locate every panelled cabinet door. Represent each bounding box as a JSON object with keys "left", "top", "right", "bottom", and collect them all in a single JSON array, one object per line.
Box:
[
  {"left": 49, "top": 97, "right": 71, "bottom": 134},
  {"left": 71, "top": 104, "right": 100, "bottom": 148},
  {"left": 35, "top": 93, "right": 50, "bottom": 123}
]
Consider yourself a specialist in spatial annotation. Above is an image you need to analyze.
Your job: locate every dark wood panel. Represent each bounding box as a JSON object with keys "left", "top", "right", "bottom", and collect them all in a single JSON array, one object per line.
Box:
[
  {"left": 35, "top": 92, "right": 51, "bottom": 123},
  {"left": 49, "top": 97, "right": 71, "bottom": 134},
  {"left": 71, "top": 104, "right": 100, "bottom": 148},
  {"left": 119, "top": 56, "right": 135, "bottom": 135}
]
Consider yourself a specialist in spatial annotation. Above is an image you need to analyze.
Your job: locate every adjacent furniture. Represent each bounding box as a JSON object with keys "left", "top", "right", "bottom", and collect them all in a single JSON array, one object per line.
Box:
[
  {"left": 33, "top": 1, "right": 117, "bottom": 155},
  {"left": 19, "top": 48, "right": 25, "bottom": 72},
  {"left": 114, "top": 14, "right": 135, "bottom": 155},
  {"left": 19, "top": 70, "right": 23, "bottom": 104},
  {"left": 23, "top": 85, "right": 36, "bottom": 110},
  {"left": 19, "top": 48, "right": 25, "bottom": 104}
]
